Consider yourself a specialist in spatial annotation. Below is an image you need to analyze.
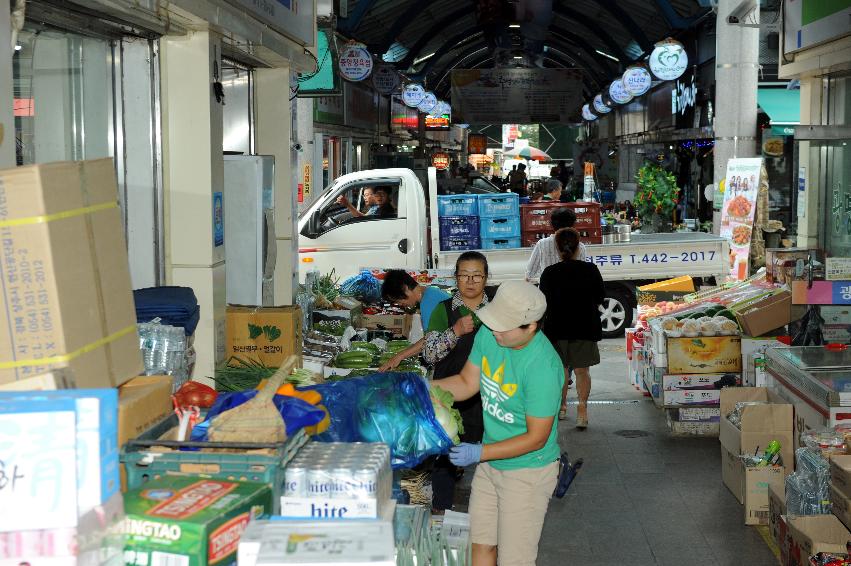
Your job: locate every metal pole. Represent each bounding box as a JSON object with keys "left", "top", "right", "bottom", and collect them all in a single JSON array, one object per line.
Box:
[
  {"left": 713, "top": 0, "right": 760, "bottom": 233},
  {"left": 0, "top": 0, "right": 15, "bottom": 168}
]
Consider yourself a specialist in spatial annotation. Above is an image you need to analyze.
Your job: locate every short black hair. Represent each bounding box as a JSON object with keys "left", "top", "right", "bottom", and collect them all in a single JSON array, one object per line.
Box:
[
  {"left": 551, "top": 208, "right": 577, "bottom": 230},
  {"left": 381, "top": 270, "right": 417, "bottom": 301},
  {"left": 455, "top": 251, "right": 489, "bottom": 276}
]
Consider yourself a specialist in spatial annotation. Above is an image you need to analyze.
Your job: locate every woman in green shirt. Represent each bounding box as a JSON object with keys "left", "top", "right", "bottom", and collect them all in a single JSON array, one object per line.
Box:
[{"left": 437, "top": 280, "right": 563, "bottom": 566}]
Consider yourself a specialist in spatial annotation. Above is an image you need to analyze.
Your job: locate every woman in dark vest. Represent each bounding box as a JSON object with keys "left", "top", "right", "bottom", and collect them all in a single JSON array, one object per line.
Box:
[{"left": 423, "top": 251, "right": 495, "bottom": 513}]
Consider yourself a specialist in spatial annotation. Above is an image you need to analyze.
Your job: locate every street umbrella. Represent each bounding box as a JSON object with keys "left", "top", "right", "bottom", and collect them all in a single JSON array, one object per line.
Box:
[{"left": 502, "top": 146, "right": 551, "bottom": 161}]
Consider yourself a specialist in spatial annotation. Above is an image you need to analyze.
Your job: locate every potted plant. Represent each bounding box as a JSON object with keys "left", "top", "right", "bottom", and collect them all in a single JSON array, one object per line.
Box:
[{"left": 634, "top": 162, "right": 681, "bottom": 232}]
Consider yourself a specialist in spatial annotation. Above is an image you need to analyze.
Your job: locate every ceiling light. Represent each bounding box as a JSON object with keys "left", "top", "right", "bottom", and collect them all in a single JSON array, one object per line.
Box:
[
  {"left": 513, "top": 55, "right": 523, "bottom": 60},
  {"left": 413, "top": 52, "right": 436, "bottom": 65},
  {"left": 508, "top": 24, "right": 520, "bottom": 28},
  {"left": 595, "top": 49, "right": 619, "bottom": 62},
  {"left": 14, "top": 45, "right": 21, "bottom": 51}
]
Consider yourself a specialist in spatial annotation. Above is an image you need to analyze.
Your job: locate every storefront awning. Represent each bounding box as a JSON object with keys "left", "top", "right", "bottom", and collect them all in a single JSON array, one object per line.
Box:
[{"left": 758, "top": 89, "right": 801, "bottom": 126}]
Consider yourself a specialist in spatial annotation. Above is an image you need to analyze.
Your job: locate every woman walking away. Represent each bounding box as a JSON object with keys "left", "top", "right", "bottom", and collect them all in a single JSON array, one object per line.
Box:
[
  {"left": 525, "top": 208, "right": 587, "bottom": 281},
  {"left": 436, "top": 280, "right": 563, "bottom": 566},
  {"left": 539, "top": 228, "right": 604, "bottom": 429},
  {"left": 423, "top": 251, "right": 494, "bottom": 513}
]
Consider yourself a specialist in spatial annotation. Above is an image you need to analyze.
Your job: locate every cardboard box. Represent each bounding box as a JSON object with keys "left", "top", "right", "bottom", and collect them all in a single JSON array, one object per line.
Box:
[
  {"left": 720, "top": 387, "right": 794, "bottom": 500},
  {"left": 663, "top": 373, "right": 734, "bottom": 391},
  {"left": 734, "top": 291, "right": 793, "bottom": 337},
  {"left": 831, "top": 455, "right": 851, "bottom": 500},
  {"left": 354, "top": 311, "right": 413, "bottom": 338},
  {"left": 663, "top": 389, "right": 721, "bottom": 407},
  {"left": 635, "top": 289, "right": 691, "bottom": 306},
  {"left": 769, "top": 482, "right": 786, "bottom": 548},
  {"left": 827, "top": 257, "right": 851, "bottom": 281},
  {"left": 0, "top": 368, "right": 75, "bottom": 391},
  {"left": 666, "top": 336, "right": 742, "bottom": 374},
  {"left": 743, "top": 465, "right": 785, "bottom": 525},
  {"left": 117, "top": 375, "right": 174, "bottom": 448},
  {"left": 123, "top": 477, "right": 272, "bottom": 566},
  {"left": 638, "top": 276, "right": 695, "bottom": 292},
  {"left": 666, "top": 411, "right": 719, "bottom": 436},
  {"left": 0, "top": 389, "right": 119, "bottom": 518},
  {"left": 785, "top": 514, "right": 851, "bottom": 566},
  {"left": 0, "top": 159, "right": 142, "bottom": 389},
  {"left": 678, "top": 407, "right": 721, "bottom": 422},
  {"left": 226, "top": 305, "right": 302, "bottom": 367},
  {"left": 832, "top": 485, "right": 851, "bottom": 531}
]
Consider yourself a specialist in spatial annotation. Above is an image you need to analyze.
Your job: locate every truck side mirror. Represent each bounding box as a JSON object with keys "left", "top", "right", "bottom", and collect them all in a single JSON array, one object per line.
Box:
[{"left": 308, "top": 209, "right": 320, "bottom": 237}]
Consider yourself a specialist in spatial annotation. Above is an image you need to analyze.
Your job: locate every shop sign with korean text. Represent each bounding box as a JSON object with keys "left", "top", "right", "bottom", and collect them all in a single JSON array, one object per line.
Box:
[
  {"left": 622, "top": 66, "right": 652, "bottom": 96},
  {"left": 338, "top": 42, "right": 373, "bottom": 82},
  {"left": 720, "top": 158, "right": 763, "bottom": 281},
  {"left": 432, "top": 153, "right": 450, "bottom": 170},
  {"left": 468, "top": 134, "right": 488, "bottom": 155},
  {"left": 451, "top": 68, "right": 583, "bottom": 123},
  {"left": 372, "top": 65, "right": 399, "bottom": 95},
  {"left": 402, "top": 84, "right": 425, "bottom": 107},
  {"left": 649, "top": 39, "right": 689, "bottom": 81}
]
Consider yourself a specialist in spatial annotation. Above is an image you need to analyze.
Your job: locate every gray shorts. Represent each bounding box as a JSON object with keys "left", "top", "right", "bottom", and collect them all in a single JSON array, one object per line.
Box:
[{"left": 555, "top": 340, "right": 600, "bottom": 368}]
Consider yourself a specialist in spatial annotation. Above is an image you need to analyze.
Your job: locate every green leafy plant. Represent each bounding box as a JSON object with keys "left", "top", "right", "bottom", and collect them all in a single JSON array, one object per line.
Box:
[{"left": 634, "top": 162, "right": 681, "bottom": 225}]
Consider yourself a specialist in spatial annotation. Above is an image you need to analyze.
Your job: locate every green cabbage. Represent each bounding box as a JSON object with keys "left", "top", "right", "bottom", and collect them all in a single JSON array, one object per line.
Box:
[{"left": 430, "top": 385, "right": 464, "bottom": 444}]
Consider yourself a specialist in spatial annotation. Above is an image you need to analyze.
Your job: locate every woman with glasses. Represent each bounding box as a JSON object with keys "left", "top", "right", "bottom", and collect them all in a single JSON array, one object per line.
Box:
[{"left": 422, "top": 251, "right": 494, "bottom": 513}]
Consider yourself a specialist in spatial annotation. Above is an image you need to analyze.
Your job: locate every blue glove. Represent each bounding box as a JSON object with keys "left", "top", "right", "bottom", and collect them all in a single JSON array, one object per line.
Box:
[{"left": 449, "top": 443, "right": 483, "bottom": 467}]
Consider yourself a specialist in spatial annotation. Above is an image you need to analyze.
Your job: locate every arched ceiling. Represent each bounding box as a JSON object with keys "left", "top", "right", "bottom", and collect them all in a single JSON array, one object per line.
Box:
[{"left": 337, "top": 0, "right": 708, "bottom": 96}]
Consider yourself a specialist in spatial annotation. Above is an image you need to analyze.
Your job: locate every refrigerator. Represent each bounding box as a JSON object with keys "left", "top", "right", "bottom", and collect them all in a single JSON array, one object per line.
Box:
[{"left": 223, "top": 155, "right": 277, "bottom": 306}]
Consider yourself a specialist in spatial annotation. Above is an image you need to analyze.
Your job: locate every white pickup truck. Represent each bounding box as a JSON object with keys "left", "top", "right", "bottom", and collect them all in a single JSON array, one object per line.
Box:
[{"left": 298, "top": 167, "right": 730, "bottom": 337}]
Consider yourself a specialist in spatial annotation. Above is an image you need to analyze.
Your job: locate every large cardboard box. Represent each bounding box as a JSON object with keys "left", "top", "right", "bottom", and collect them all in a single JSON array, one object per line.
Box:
[
  {"left": 226, "top": 306, "right": 302, "bottom": 367},
  {"left": 743, "top": 465, "right": 785, "bottom": 525},
  {"left": 117, "top": 375, "right": 173, "bottom": 491},
  {"left": 666, "top": 336, "right": 742, "bottom": 374},
  {"left": 769, "top": 482, "right": 786, "bottom": 549},
  {"left": 831, "top": 455, "right": 851, "bottom": 500},
  {"left": 720, "top": 387, "right": 794, "bottom": 500},
  {"left": 832, "top": 485, "right": 851, "bottom": 531},
  {"left": 0, "top": 159, "right": 142, "bottom": 388},
  {"left": 354, "top": 311, "right": 413, "bottom": 338},
  {"left": 0, "top": 368, "right": 74, "bottom": 391},
  {"left": 735, "top": 291, "right": 793, "bottom": 337},
  {"left": 786, "top": 515, "right": 851, "bottom": 566}
]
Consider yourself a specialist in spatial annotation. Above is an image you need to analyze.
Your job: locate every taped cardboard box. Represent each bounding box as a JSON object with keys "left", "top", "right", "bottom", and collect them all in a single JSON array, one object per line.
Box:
[
  {"left": 226, "top": 306, "right": 302, "bottom": 367},
  {"left": 832, "top": 485, "right": 851, "bottom": 531},
  {"left": 743, "top": 465, "right": 785, "bottom": 525},
  {"left": 785, "top": 514, "right": 851, "bottom": 566},
  {"left": 769, "top": 482, "right": 786, "bottom": 548},
  {"left": 0, "top": 159, "right": 142, "bottom": 388},
  {"left": 0, "top": 368, "right": 75, "bottom": 391},
  {"left": 117, "top": 375, "right": 173, "bottom": 491},
  {"left": 832, "top": 455, "right": 851, "bottom": 500},
  {"left": 666, "top": 336, "right": 742, "bottom": 374}
]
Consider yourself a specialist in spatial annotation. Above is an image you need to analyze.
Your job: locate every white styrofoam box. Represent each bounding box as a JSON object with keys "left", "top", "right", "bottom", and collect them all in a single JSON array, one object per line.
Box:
[{"left": 678, "top": 407, "right": 721, "bottom": 422}]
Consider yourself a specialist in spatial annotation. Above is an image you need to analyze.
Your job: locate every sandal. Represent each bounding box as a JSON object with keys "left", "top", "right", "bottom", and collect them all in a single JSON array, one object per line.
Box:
[{"left": 576, "top": 403, "right": 588, "bottom": 429}]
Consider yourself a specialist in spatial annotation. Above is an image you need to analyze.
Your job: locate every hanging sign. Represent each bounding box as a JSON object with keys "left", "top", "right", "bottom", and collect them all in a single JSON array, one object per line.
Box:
[
  {"left": 593, "top": 94, "right": 611, "bottom": 114},
  {"left": 468, "top": 133, "right": 488, "bottom": 154},
  {"left": 649, "top": 39, "right": 688, "bottom": 81},
  {"left": 402, "top": 83, "right": 426, "bottom": 107},
  {"left": 435, "top": 101, "right": 451, "bottom": 117},
  {"left": 432, "top": 153, "right": 450, "bottom": 170},
  {"left": 372, "top": 64, "right": 399, "bottom": 94},
  {"left": 582, "top": 104, "right": 597, "bottom": 121},
  {"left": 609, "top": 79, "right": 633, "bottom": 104},
  {"left": 338, "top": 42, "right": 373, "bottom": 82},
  {"left": 418, "top": 91, "right": 438, "bottom": 114},
  {"left": 719, "top": 157, "right": 763, "bottom": 281},
  {"left": 622, "top": 66, "right": 652, "bottom": 96}
]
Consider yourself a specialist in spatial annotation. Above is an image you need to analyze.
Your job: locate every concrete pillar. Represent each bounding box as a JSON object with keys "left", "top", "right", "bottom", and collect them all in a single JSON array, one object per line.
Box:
[
  {"left": 713, "top": 0, "right": 760, "bottom": 232},
  {"left": 160, "top": 29, "right": 226, "bottom": 384},
  {"left": 255, "top": 67, "right": 298, "bottom": 306},
  {"left": 0, "top": 0, "right": 14, "bottom": 168}
]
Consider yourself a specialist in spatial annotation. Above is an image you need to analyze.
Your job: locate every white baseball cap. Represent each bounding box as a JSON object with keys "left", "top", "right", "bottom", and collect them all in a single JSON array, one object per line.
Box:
[{"left": 476, "top": 280, "right": 547, "bottom": 332}]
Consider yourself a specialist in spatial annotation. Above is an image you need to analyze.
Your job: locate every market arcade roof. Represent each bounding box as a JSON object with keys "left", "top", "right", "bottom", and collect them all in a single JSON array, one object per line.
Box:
[{"left": 335, "top": 0, "right": 710, "bottom": 99}]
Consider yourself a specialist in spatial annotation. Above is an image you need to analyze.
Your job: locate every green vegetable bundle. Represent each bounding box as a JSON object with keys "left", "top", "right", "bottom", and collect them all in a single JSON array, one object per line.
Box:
[
  {"left": 334, "top": 350, "right": 375, "bottom": 369},
  {"left": 314, "top": 319, "right": 347, "bottom": 336}
]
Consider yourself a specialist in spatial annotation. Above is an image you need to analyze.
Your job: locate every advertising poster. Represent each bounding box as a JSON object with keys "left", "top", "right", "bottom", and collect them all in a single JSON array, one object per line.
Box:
[
  {"left": 213, "top": 191, "right": 224, "bottom": 247},
  {"left": 720, "top": 158, "right": 763, "bottom": 280}
]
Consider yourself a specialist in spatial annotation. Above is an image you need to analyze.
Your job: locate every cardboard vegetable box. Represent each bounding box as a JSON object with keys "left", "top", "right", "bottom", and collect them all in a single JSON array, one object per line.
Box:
[
  {"left": 225, "top": 306, "right": 302, "bottom": 367},
  {"left": 123, "top": 477, "right": 272, "bottom": 566}
]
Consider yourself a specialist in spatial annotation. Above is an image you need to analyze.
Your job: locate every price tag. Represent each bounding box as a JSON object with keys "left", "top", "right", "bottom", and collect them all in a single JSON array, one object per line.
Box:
[{"left": 0, "top": 400, "right": 78, "bottom": 531}]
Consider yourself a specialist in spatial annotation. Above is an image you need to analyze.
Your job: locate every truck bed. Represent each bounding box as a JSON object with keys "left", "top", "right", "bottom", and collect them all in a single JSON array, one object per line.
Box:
[{"left": 435, "top": 232, "right": 730, "bottom": 283}]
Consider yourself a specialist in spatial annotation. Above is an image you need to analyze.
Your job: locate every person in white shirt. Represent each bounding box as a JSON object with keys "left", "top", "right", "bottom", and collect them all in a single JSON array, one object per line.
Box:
[{"left": 525, "top": 208, "right": 587, "bottom": 281}]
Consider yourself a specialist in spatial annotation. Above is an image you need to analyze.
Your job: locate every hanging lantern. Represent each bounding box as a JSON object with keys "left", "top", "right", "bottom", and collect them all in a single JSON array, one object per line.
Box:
[
  {"left": 649, "top": 38, "right": 688, "bottom": 81},
  {"left": 402, "top": 83, "right": 426, "bottom": 107},
  {"left": 622, "top": 65, "right": 652, "bottom": 96},
  {"left": 593, "top": 94, "right": 611, "bottom": 114},
  {"left": 582, "top": 104, "right": 597, "bottom": 121},
  {"left": 609, "top": 79, "right": 634, "bottom": 104}
]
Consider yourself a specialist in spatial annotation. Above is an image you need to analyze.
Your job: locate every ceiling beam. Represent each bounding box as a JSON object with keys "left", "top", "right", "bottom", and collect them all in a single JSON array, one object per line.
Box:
[
  {"left": 548, "top": 26, "right": 617, "bottom": 75},
  {"left": 410, "top": 27, "right": 485, "bottom": 80},
  {"left": 593, "top": 0, "right": 653, "bottom": 55},
  {"left": 336, "top": 0, "right": 380, "bottom": 35},
  {"left": 552, "top": 4, "right": 628, "bottom": 62},
  {"left": 396, "top": 7, "right": 476, "bottom": 70},
  {"left": 377, "top": 0, "right": 474, "bottom": 55}
]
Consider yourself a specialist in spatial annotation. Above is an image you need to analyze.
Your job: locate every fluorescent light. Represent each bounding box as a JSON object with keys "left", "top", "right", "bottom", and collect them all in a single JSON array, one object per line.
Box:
[
  {"left": 508, "top": 23, "right": 520, "bottom": 28},
  {"left": 595, "top": 49, "right": 619, "bottom": 62},
  {"left": 14, "top": 45, "right": 21, "bottom": 51},
  {"left": 413, "top": 52, "right": 436, "bottom": 65},
  {"left": 513, "top": 55, "right": 523, "bottom": 60}
]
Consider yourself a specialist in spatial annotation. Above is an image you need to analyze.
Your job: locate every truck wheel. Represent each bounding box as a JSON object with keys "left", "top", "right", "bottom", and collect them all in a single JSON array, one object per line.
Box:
[{"left": 599, "top": 290, "right": 633, "bottom": 338}]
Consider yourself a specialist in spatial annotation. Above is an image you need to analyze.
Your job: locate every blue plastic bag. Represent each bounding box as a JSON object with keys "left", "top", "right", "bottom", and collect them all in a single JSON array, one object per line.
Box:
[
  {"left": 190, "top": 391, "right": 326, "bottom": 442},
  {"left": 302, "top": 372, "right": 452, "bottom": 469},
  {"left": 340, "top": 270, "right": 382, "bottom": 303}
]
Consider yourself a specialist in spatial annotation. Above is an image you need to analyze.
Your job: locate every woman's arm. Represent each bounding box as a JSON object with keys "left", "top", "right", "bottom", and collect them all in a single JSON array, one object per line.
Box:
[
  {"left": 481, "top": 415, "right": 554, "bottom": 461},
  {"left": 432, "top": 359, "right": 480, "bottom": 402},
  {"left": 423, "top": 328, "right": 459, "bottom": 365}
]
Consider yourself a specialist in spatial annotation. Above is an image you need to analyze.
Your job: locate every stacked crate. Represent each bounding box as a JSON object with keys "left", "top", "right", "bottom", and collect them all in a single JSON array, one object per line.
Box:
[
  {"left": 437, "top": 194, "right": 480, "bottom": 251},
  {"left": 478, "top": 193, "right": 521, "bottom": 249},
  {"left": 520, "top": 201, "right": 603, "bottom": 247}
]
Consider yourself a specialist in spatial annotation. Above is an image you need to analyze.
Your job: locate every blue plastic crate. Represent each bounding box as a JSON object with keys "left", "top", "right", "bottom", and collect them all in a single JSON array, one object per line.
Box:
[
  {"left": 439, "top": 215, "right": 480, "bottom": 239},
  {"left": 481, "top": 237, "right": 521, "bottom": 250},
  {"left": 479, "top": 215, "right": 521, "bottom": 239},
  {"left": 437, "top": 195, "right": 478, "bottom": 217},
  {"left": 478, "top": 193, "right": 519, "bottom": 217},
  {"left": 440, "top": 236, "right": 480, "bottom": 251}
]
